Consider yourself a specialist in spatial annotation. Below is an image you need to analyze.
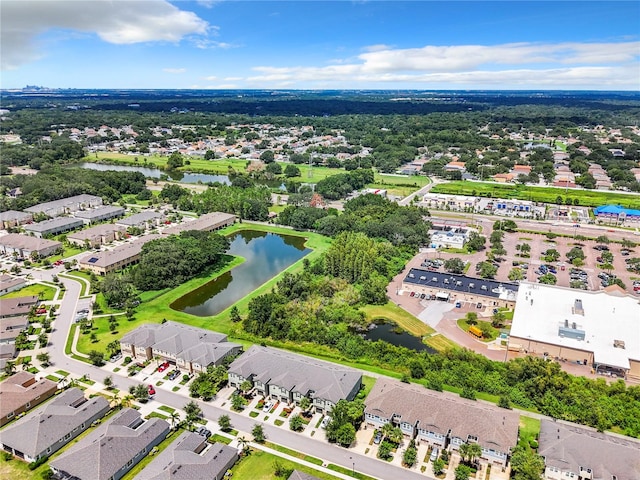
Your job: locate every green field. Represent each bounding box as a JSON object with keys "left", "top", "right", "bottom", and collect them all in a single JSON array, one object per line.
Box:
[
  {"left": 0, "top": 283, "right": 57, "bottom": 301},
  {"left": 86, "top": 152, "right": 429, "bottom": 193},
  {"left": 231, "top": 450, "right": 341, "bottom": 480},
  {"left": 431, "top": 181, "right": 640, "bottom": 209}
]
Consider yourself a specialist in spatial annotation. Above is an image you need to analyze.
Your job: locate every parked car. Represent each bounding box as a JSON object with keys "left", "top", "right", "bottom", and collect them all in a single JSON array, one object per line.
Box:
[
  {"left": 263, "top": 401, "right": 273, "bottom": 413},
  {"left": 320, "top": 416, "right": 331, "bottom": 429},
  {"left": 168, "top": 370, "right": 181, "bottom": 380},
  {"left": 158, "top": 361, "right": 170, "bottom": 373},
  {"left": 148, "top": 385, "right": 156, "bottom": 395},
  {"left": 430, "top": 447, "right": 439, "bottom": 462},
  {"left": 373, "top": 431, "right": 383, "bottom": 444},
  {"left": 196, "top": 426, "right": 212, "bottom": 438}
]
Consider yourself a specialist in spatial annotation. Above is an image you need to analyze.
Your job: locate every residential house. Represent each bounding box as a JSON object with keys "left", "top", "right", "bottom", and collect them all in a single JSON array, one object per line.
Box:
[
  {"left": 0, "top": 210, "right": 33, "bottom": 229},
  {"left": 67, "top": 223, "right": 127, "bottom": 248},
  {"left": 0, "top": 372, "right": 57, "bottom": 426},
  {"left": 133, "top": 432, "right": 238, "bottom": 480},
  {"left": 116, "top": 211, "right": 166, "bottom": 230},
  {"left": 493, "top": 173, "right": 514, "bottom": 183},
  {"left": 538, "top": 419, "right": 640, "bottom": 480},
  {"left": 287, "top": 471, "right": 323, "bottom": 480},
  {"left": 24, "top": 194, "right": 103, "bottom": 218},
  {"left": 162, "top": 212, "right": 235, "bottom": 235},
  {"left": 120, "top": 321, "right": 242, "bottom": 374},
  {"left": 0, "top": 343, "right": 17, "bottom": 370},
  {"left": 228, "top": 345, "right": 362, "bottom": 413},
  {"left": 0, "top": 315, "right": 29, "bottom": 344},
  {"left": 78, "top": 234, "right": 162, "bottom": 275},
  {"left": 444, "top": 161, "right": 467, "bottom": 172},
  {"left": 73, "top": 205, "right": 125, "bottom": 225},
  {"left": 0, "top": 388, "right": 110, "bottom": 462},
  {"left": 0, "top": 296, "right": 39, "bottom": 318},
  {"left": 0, "top": 234, "right": 62, "bottom": 258},
  {"left": 0, "top": 274, "right": 26, "bottom": 295},
  {"left": 364, "top": 379, "right": 519, "bottom": 466},
  {"left": 23, "top": 217, "right": 84, "bottom": 238},
  {"left": 50, "top": 408, "right": 170, "bottom": 480}
]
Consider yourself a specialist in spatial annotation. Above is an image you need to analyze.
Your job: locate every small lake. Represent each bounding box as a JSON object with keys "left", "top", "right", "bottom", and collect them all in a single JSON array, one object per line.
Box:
[
  {"left": 362, "top": 322, "right": 435, "bottom": 353},
  {"left": 71, "top": 162, "right": 231, "bottom": 184},
  {"left": 171, "top": 230, "right": 310, "bottom": 317}
]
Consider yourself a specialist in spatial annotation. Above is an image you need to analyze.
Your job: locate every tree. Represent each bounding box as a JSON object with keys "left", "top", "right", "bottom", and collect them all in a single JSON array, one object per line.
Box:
[
  {"left": 36, "top": 352, "right": 50, "bottom": 366},
  {"left": 88, "top": 350, "right": 104, "bottom": 366},
  {"left": 543, "top": 249, "right": 560, "bottom": 262},
  {"left": 240, "top": 379, "right": 253, "bottom": 395},
  {"left": 478, "top": 262, "right": 497, "bottom": 279},
  {"left": 510, "top": 444, "right": 545, "bottom": 480},
  {"left": 518, "top": 243, "right": 531, "bottom": 256},
  {"left": 204, "top": 149, "right": 216, "bottom": 160},
  {"left": 231, "top": 393, "right": 245, "bottom": 411},
  {"left": 260, "top": 150, "right": 275, "bottom": 163},
  {"left": 284, "top": 164, "right": 301, "bottom": 177},
  {"left": 273, "top": 459, "right": 292, "bottom": 478},
  {"left": 566, "top": 247, "right": 585, "bottom": 262},
  {"left": 455, "top": 464, "right": 472, "bottom": 480},
  {"left": 595, "top": 235, "right": 610, "bottom": 245},
  {"left": 382, "top": 422, "right": 403, "bottom": 444},
  {"left": 459, "top": 442, "right": 482, "bottom": 465},
  {"left": 432, "top": 457, "right": 445, "bottom": 475},
  {"left": 498, "top": 395, "right": 512, "bottom": 409},
  {"left": 444, "top": 258, "right": 465, "bottom": 274},
  {"left": 265, "top": 162, "right": 282, "bottom": 175},
  {"left": 230, "top": 306, "right": 242, "bottom": 323},
  {"left": 103, "top": 376, "right": 113, "bottom": 389},
  {"left": 218, "top": 414, "right": 232, "bottom": 432},
  {"left": 377, "top": 440, "right": 392, "bottom": 459},
  {"left": 538, "top": 273, "right": 557, "bottom": 285},
  {"left": 403, "top": 441, "right": 418, "bottom": 467},
  {"left": 170, "top": 411, "right": 180, "bottom": 429},
  {"left": 289, "top": 414, "right": 304, "bottom": 432},
  {"left": 491, "top": 310, "right": 506, "bottom": 328},
  {"left": 465, "top": 232, "right": 486, "bottom": 252},
  {"left": 508, "top": 267, "right": 524, "bottom": 282},
  {"left": 184, "top": 401, "right": 202, "bottom": 422},
  {"left": 252, "top": 423, "right": 266, "bottom": 443},
  {"left": 460, "top": 386, "right": 476, "bottom": 400},
  {"left": 38, "top": 332, "right": 48, "bottom": 347},
  {"left": 299, "top": 396, "right": 311, "bottom": 412},
  {"left": 134, "top": 384, "right": 149, "bottom": 402},
  {"left": 167, "top": 152, "right": 184, "bottom": 170}
]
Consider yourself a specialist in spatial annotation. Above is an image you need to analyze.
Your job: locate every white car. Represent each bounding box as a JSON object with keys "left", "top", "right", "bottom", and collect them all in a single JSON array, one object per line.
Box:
[
  {"left": 262, "top": 401, "right": 272, "bottom": 413},
  {"left": 320, "top": 416, "right": 331, "bottom": 429}
]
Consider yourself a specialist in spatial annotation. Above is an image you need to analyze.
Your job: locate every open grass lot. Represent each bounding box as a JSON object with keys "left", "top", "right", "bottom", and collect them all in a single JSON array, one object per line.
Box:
[
  {"left": 75, "top": 224, "right": 330, "bottom": 355},
  {"left": 361, "top": 302, "right": 432, "bottom": 337},
  {"left": 0, "top": 283, "right": 57, "bottom": 301},
  {"left": 432, "top": 181, "right": 640, "bottom": 209},
  {"left": 87, "top": 152, "right": 429, "bottom": 193},
  {"left": 232, "top": 450, "right": 341, "bottom": 480},
  {"left": 519, "top": 416, "right": 541, "bottom": 444},
  {"left": 423, "top": 333, "right": 458, "bottom": 352}
]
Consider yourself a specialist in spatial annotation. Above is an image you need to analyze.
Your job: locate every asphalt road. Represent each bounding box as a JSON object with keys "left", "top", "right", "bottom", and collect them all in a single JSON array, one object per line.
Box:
[{"left": 43, "top": 273, "right": 431, "bottom": 480}]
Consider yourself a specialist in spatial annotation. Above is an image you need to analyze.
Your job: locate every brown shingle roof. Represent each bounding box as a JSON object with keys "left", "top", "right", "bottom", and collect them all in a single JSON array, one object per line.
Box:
[{"left": 0, "top": 372, "right": 57, "bottom": 420}]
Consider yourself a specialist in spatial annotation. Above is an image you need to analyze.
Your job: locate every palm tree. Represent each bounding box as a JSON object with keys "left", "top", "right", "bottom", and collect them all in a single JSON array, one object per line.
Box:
[
  {"left": 21, "top": 358, "right": 32, "bottom": 371},
  {"left": 237, "top": 436, "right": 250, "bottom": 457},
  {"left": 170, "top": 412, "right": 180, "bottom": 429},
  {"left": 121, "top": 394, "right": 135, "bottom": 409},
  {"left": 4, "top": 361, "right": 16, "bottom": 376},
  {"left": 110, "top": 393, "right": 121, "bottom": 409}
]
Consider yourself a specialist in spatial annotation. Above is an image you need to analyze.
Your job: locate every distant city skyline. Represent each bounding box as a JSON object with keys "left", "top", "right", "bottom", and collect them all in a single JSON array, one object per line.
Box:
[{"left": 1, "top": 1, "right": 639, "bottom": 90}]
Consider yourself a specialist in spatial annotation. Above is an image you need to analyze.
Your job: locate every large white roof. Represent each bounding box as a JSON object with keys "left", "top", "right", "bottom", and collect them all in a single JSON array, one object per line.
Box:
[{"left": 510, "top": 282, "right": 640, "bottom": 369}]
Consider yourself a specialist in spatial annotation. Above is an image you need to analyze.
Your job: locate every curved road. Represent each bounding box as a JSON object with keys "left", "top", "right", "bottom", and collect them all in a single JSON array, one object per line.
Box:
[{"left": 41, "top": 272, "right": 431, "bottom": 480}]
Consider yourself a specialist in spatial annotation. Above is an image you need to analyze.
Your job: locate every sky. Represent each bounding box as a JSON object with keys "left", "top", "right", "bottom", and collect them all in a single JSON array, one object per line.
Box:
[{"left": 1, "top": 0, "right": 639, "bottom": 90}]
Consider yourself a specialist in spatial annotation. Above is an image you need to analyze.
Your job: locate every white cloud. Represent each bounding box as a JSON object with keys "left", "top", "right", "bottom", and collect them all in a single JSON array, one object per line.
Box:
[
  {"left": 163, "top": 68, "right": 186, "bottom": 74},
  {"left": 193, "top": 39, "right": 237, "bottom": 49},
  {"left": 245, "top": 41, "right": 640, "bottom": 89},
  {"left": 362, "top": 44, "right": 393, "bottom": 53},
  {"left": 204, "top": 76, "right": 218, "bottom": 81},
  {"left": 1, "top": 0, "right": 209, "bottom": 70}
]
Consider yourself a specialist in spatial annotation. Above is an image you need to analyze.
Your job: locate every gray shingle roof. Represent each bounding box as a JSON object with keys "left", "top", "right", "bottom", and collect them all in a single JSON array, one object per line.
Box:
[
  {"left": 229, "top": 345, "right": 362, "bottom": 404},
  {"left": 23, "top": 217, "right": 84, "bottom": 233},
  {"left": 24, "top": 194, "right": 102, "bottom": 214},
  {"left": 117, "top": 210, "right": 165, "bottom": 227},
  {"left": 365, "top": 379, "right": 519, "bottom": 453},
  {"left": 0, "top": 234, "right": 62, "bottom": 252},
  {"left": 0, "top": 388, "right": 110, "bottom": 458},
  {"left": 287, "top": 471, "right": 322, "bottom": 480},
  {"left": 133, "top": 432, "right": 238, "bottom": 480},
  {"left": 51, "top": 408, "right": 169, "bottom": 480},
  {"left": 539, "top": 419, "right": 640, "bottom": 479},
  {"left": 73, "top": 205, "right": 125, "bottom": 220}
]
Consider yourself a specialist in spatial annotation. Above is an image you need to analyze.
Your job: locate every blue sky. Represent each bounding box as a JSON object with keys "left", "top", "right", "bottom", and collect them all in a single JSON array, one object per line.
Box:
[{"left": 2, "top": 1, "right": 639, "bottom": 90}]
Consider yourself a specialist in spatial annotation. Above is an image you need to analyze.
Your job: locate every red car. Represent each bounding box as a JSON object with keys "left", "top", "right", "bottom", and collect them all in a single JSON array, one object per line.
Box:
[
  {"left": 158, "top": 362, "right": 170, "bottom": 372},
  {"left": 148, "top": 385, "right": 156, "bottom": 395}
]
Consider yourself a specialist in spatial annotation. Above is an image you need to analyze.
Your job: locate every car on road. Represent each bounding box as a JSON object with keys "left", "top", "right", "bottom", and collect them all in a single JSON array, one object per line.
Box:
[{"left": 196, "top": 426, "right": 212, "bottom": 438}]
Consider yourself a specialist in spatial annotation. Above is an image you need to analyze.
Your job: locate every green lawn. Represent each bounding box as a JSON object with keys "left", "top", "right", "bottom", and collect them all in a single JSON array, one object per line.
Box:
[
  {"left": 232, "top": 450, "right": 341, "bottom": 480},
  {"left": 361, "top": 302, "right": 433, "bottom": 337},
  {"left": 0, "top": 283, "right": 57, "bottom": 301},
  {"left": 424, "top": 333, "right": 458, "bottom": 352},
  {"left": 359, "top": 375, "right": 377, "bottom": 399},
  {"left": 519, "top": 416, "right": 541, "bottom": 444},
  {"left": 432, "top": 181, "right": 640, "bottom": 209}
]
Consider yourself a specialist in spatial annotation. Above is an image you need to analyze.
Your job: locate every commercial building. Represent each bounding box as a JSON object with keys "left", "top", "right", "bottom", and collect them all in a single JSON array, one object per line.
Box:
[
  {"left": 0, "top": 234, "right": 62, "bottom": 258},
  {"left": 510, "top": 282, "right": 640, "bottom": 379},
  {"left": 0, "top": 274, "right": 26, "bottom": 295},
  {"left": 228, "top": 345, "right": 362, "bottom": 413},
  {"left": 429, "top": 219, "right": 476, "bottom": 249},
  {"left": 116, "top": 210, "right": 166, "bottom": 230},
  {"left": 0, "top": 210, "right": 33, "bottom": 229},
  {"left": 0, "top": 372, "right": 57, "bottom": 427},
  {"left": 364, "top": 379, "right": 519, "bottom": 467},
  {"left": 24, "top": 194, "right": 103, "bottom": 217},
  {"left": 23, "top": 217, "right": 83, "bottom": 238},
  {"left": 120, "top": 322, "right": 242, "bottom": 374},
  {"left": 162, "top": 212, "right": 235, "bottom": 235},
  {"left": 73, "top": 205, "right": 125, "bottom": 225},
  {"left": 50, "top": 408, "right": 170, "bottom": 480},
  {"left": 133, "top": 432, "right": 238, "bottom": 480},
  {"left": 78, "top": 234, "right": 161, "bottom": 275},
  {"left": 402, "top": 269, "right": 519, "bottom": 309},
  {"left": 0, "top": 388, "right": 110, "bottom": 462},
  {"left": 67, "top": 223, "right": 126, "bottom": 248},
  {"left": 594, "top": 204, "right": 640, "bottom": 222},
  {"left": 538, "top": 419, "right": 640, "bottom": 480}
]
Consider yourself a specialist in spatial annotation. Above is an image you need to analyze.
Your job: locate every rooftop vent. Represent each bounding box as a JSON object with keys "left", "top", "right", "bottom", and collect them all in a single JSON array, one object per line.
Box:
[
  {"left": 613, "top": 340, "right": 626, "bottom": 349},
  {"left": 572, "top": 299, "right": 584, "bottom": 316}
]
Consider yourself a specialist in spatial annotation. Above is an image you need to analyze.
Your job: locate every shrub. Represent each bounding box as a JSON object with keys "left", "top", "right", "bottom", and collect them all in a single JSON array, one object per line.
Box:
[{"left": 28, "top": 456, "right": 48, "bottom": 470}]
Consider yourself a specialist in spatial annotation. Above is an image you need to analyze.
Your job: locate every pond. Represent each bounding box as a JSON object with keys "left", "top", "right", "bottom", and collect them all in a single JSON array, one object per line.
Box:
[
  {"left": 361, "top": 321, "right": 436, "bottom": 353},
  {"left": 71, "top": 162, "right": 231, "bottom": 184},
  {"left": 170, "top": 230, "right": 310, "bottom": 317}
]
